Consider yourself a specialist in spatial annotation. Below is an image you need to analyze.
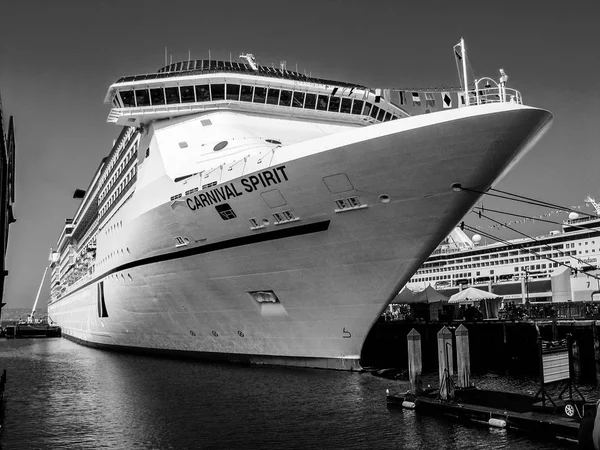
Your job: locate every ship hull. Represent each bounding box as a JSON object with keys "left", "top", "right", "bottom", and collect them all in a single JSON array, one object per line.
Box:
[{"left": 49, "top": 104, "right": 552, "bottom": 370}]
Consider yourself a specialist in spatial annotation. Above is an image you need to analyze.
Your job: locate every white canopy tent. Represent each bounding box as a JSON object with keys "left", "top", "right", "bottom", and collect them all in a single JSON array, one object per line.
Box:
[{"left": 448, "top": 286, "right": 501, "bottom": 304}]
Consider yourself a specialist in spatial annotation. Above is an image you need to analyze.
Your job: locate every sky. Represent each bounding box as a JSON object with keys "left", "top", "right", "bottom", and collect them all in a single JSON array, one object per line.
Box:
[{"left": 1, "top": 0, "right": 599, "bottom": 310}]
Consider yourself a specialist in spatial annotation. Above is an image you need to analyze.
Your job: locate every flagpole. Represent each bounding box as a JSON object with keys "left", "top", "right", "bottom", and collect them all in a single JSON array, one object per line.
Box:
[{"left": 461, "top": 37, "right": 469, "bottom": 106}]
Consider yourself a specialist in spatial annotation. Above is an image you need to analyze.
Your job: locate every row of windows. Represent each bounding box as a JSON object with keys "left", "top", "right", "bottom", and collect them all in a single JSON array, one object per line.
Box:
[
  {"left": 417, "top": 252, "right": 575, "bottom": 274},
  {"left": 417, "top": 251, "right": 584, "bottom": 276},
  {"left": 413, "top": 263, "right": 563, "bottom": 283},
  {"left": 100, "top": 145, "right": 138, "bottom": 203},
  {"left": 117, "top": 84, "right": 401, "bottom": 122},
  {"left": 425, "top": 241, "right": 595, "bottom": 270}
]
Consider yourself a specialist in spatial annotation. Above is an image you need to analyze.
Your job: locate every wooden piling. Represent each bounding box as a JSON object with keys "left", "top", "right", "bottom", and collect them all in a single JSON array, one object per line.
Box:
[
  {"left": 437, "top": 326, "right": 454, "bottom": 400},
  {"left": 407, "top": 328, "right": 423, "bottom": 394},
  {"left": 455, "top": 324, "right": 471, "bottom": 388}
]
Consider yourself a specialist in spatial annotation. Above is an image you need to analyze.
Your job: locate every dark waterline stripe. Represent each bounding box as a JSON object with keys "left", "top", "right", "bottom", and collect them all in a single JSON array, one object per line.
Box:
[{"left": 55, "top": 220, "right": 330, "bottom": 300}]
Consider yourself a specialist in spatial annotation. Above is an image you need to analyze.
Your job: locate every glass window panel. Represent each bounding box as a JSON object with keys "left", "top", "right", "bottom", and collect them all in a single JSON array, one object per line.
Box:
[
  {"left": 226, "top": 84, "right": 240, "bottom": 101},
  {"left": 134, "top": 89, "right": 150, "bottom": 107},
  {"left": 175, "top": 62, "right": 182, "bottom": 71},
  {"left": 253, "top": 87, "right": 267, "bottom": 103},
  {"left": 384, "top": 112, "right": 392, "bottom": 122},
  {"left": 240, "top": 85, "right": 253, "bottom": 102},
  {"left": 181, "top": 61, "right": 190, "bottom": 71},
  {"left": 316, "top": 94, "right": 328, "bottom": 111},
  {"left": 195, "top": 85, "right": 210, "bottom": 101},
  {"left": 224, "top": 61, "right": 232, "bottom": 68},
  {"left": 351, "top": 99, "right": 364, "bottom": 115},
  {"left": 370, "top": 105, "right": 379, "bottom": 119},
  {"left": 217, "top": 60, "right": 224, "bottom": 68},
  {"left": 340, "top": 98, "right": 352, "bottom": 113},
  {"left": 165, "top": 87, "right": 180, "bottom": 104},
  {"left": 211, "top": 84, "right": 225, "bottom": 100},
  {"left": 267, "top": 88, "right": 280, "bottom": 105},
  {"left": 292, "top": 91, "right": 305, "bottom": 108},
  {"left": 279, "top": 90, "right": 292, "bottom": 106},
  {"left": 209, "top": 60, "right": 217, "bottom": 69},
  {"left": 150, "top": 88, "right": 165, "bottom": 105},
  {"left": 120, "top": 90, "right": 135, "bottom": 107},
  {"left": 180, "top": 86, "right": 195, "bottom": 103},
  {"left": 328, "top": 96, "right": 340, "bottom": 112},
  {"left": 377, "top": 109, "right": 386, "bottom": 121},
  {"left": 304, "top": 93, "right": 316, "bottom": 109},
  {"left": 363, "top": 103, "right": 372, "bottom": 116}
]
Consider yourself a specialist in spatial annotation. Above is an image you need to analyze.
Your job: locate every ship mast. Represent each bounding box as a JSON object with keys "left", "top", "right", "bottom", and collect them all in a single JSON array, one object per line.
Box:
[{"left": 27, "top": 266, "right": 49, "bottom": 323}]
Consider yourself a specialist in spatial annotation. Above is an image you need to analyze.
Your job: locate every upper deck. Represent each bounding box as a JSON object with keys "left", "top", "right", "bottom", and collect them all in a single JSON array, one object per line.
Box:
[{"left": 104, "top": 58, "right": 410, "bottom": 127}]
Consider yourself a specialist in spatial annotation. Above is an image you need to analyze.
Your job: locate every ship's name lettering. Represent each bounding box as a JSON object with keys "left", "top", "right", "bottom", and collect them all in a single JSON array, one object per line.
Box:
[{"left": 186, "top": 165, "right": 289, "bottom": 211}]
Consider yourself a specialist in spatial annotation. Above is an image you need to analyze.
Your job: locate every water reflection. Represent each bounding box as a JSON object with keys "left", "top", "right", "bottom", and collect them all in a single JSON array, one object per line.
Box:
[{"left": 0, "top": 339, "right": 580, "bottom": 449}]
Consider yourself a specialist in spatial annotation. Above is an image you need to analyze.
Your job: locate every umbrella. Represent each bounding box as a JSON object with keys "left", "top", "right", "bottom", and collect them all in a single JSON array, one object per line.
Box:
[
  {"left": 393, "top": 285, "right": 449, "bottom": 304},
  {"left": 448, "top": 286, "right": 501, "bottom": 304}
]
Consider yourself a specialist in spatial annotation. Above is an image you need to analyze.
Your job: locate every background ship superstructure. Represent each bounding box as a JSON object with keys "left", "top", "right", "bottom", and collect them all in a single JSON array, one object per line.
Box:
[
  {"left": 48, "top": 54, "right": 552, "bottom": 369},
  {"left": 407, "top": 200, "right": 600, "bottom": 301}
]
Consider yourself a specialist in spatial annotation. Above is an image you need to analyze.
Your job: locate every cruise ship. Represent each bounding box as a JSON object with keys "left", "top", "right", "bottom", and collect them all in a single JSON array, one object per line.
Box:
[
  {"left": 406, "top": 198, "right": 600, "bottom": 302},
  {"left": 47, "top": 46, "right": 552, "bottom": 370}
]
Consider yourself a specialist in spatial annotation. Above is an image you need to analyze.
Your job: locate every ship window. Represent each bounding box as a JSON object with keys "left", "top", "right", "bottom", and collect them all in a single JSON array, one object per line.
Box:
[
  {"left": 135, "top": 89, "right": 150, "bottom": 106},
  {"left": 384, "top": 112, "right": 392, "bottom": 122},
  {"left": 215, "top": 203, "right": 237, "bottom": 220},
  {"left": 304, "top": 93, "right": 316, "bottom": 109},
  {"left": 377, "top": 109, "right": 386, "bottom": 121},
  {"left": 175, "top": 62, "right": 182, "bottom": 71},
  {"left": 240, "top": 85, "right": 253, "bottom": 102},
  {"left": 253, "top": 87, "right": 267, "bottom": 103},
  {"left": 328, "top": 96, "right": 340, "bottom": 112},
  {"left": 226, "top": 84, "right": 240, "bottom": 101},
  {"left": 340, "top": 98, "right": 352, "bottom": 113},
  {"left": 363, "top": 102, "right": 372, "bottom": 116},
  {"left": 165, "top": 87, "right": 180, "bottom": 104},
  {"left": 211, "top": 84, "right": 225, "bottom": 100},
  {"left": 292, "top": 91, "right": 305, "bottom": 108},
  {"left": 195, "top": 85, "right": 211, "bottom": 101},
  {"left": 267, "top": 88, "right": 280, "bottom": 105},
  {"left": 209, "top": 60, "right": 217, "bottom": 69},
  {"left": 120, "top": 90, "right": 135, "bottom": 107},
  {"left": 370, "top": 105, "right": 379, "bottom": 119},
  {"left": 279, "top": 90, "right": 292, "bottom": 106},
  {"left": 180, "top": 86, "right": 196, "bottom": 103},
  {"left": 352, "top": 99, "right": 364, "bottom": 115},
  {"left": 316, "top": 94, "right": 328, "bottom": 111}
]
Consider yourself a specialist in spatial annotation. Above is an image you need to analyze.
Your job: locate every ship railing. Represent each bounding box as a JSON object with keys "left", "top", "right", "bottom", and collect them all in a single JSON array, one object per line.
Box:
[{"left": 466, "top": 81, "right": 522, "bottom": 106}]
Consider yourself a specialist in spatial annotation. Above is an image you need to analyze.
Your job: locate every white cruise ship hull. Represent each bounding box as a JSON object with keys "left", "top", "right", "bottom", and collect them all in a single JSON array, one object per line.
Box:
[{"left": 49, "top": 103, "right": 552, "bottom": 370}]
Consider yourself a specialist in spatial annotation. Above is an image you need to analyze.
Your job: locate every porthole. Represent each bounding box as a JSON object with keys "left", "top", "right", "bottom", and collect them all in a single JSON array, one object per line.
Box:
[
  {"left": 379, "top": 194, "right": 391, "bottom": 204},
  {"left": 213, "top": 141, "right": 228, "bottom": 151}
]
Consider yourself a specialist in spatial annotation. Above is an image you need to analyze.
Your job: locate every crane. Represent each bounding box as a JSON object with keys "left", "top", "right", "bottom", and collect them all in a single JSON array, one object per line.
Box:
[{"left": 27, "top": 266, "right": 49, "bottom": 324}]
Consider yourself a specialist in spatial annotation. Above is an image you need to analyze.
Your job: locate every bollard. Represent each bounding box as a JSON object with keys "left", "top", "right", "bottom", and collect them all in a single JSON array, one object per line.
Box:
[
  {"left": 407, "top": 328, "right": 423, "bottom": 395},
  {"left": 437, "top": 326, "right": 454, "bottom": 400},
  {"left": 455, "top": 324, "right": 471, "bottom": 388}
]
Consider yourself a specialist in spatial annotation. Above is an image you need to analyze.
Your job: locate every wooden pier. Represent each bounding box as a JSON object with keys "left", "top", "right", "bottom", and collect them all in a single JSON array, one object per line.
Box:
[{"left": 384, "top": 324, "right": 595, "bottom": 445}]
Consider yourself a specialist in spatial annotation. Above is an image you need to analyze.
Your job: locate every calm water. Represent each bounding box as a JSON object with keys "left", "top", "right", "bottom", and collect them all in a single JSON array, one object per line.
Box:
[{"left": 0, "top": 338, "right": 583, "bottom": 449}]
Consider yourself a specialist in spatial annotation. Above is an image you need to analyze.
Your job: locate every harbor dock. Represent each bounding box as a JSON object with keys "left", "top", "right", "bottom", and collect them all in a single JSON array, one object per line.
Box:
[{"left": 386, "top": 387, "right": 585, "bottom": 443}]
